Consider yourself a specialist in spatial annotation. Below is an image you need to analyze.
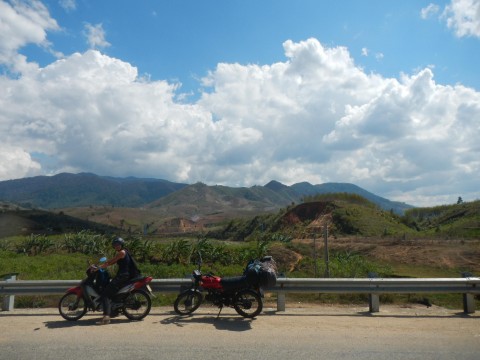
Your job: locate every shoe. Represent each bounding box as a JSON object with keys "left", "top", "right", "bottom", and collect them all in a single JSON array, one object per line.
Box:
[{"left": 96, "top": 316, "right": 110, "bottom": 325}]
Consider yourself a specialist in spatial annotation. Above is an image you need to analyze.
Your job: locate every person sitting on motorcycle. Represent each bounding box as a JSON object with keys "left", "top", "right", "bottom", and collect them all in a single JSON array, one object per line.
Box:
[{"left": 96, "top": 237, "right": 140, "bottom": 325}]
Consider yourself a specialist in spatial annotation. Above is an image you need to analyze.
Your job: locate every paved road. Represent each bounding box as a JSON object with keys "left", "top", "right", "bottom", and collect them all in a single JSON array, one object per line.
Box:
[{"left": 1, "top": 304, "right": 479, "bottom": 360}]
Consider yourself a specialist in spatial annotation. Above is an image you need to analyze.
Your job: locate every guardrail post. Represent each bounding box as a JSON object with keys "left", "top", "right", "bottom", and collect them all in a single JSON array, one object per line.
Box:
[
  {"left": 369, "top": 294, "right": 380, "bottom": 313},
  {"left": 463, "top": 293, "right": 475, "bottom": 314},
  {"left": 368, "top": 273, "right": 379, "bottom": 312},
  {"left": 2, "top": 273, "right": 17, "bottom": 311},
  {"left": 462, "top": 272, "right": 476, "bottom": 314},
  {"left": 277, "top": 292, "right": 286, "bottom": 312},
  {"left": 276, "top": 275, "right": 286, "bottom": 311}
]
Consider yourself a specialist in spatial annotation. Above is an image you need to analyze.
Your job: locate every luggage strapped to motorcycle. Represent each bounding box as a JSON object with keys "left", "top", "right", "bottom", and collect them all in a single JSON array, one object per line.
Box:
[{"left": 244, "top": 256, "right": 278, "bottom": 288}]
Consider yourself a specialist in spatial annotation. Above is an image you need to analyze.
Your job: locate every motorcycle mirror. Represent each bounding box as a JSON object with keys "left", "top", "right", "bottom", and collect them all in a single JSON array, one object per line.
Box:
[
  {"left": 197, "top": 251, "right": 202, "bottom": 270},
  {"left": 99, "top": 257, "right": 107, "bottom": 263}
]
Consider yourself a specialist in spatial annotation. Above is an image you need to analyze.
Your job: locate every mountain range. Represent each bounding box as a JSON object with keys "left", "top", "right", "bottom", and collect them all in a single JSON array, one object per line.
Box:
[{"left": 0, "top": 173, "right": 412, "bottom": 216}]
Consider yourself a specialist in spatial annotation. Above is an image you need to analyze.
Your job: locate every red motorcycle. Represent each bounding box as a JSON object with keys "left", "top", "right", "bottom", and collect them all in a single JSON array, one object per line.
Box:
[
  {"left": 58, "top": 258, "right": 154, "bottom": 321},
  {"left": 173, "top": 256, "right": 277, "bottom": 319}
]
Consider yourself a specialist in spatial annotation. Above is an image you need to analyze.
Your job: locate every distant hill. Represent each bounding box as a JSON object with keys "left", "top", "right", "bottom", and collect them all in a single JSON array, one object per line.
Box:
[
  {"left": 290, "top": 182, "right": 412, "bottom": 214},
  {"left": 145, "top": 180, "right": 412, "bottom": 224},
  {"left": 405, "top": 200, "right": 480, "bottom": 238},
  {"left": 263, "top": 180, "right": 412, "bottom": 214},
  {"left": 2, "top": 174, "right": 478, "bottom": 240},
  {"left": 0, "top": 173, "right": 412, "bottom": 221},
  {"left": 147, "top": 182, "right": 292, "bottom": 217},
  {"left": 0, "top": 173, "right": 187, "bottom": 209},
  {"left": 211, "top": 197, "right": 416, "bottom": 241},
  {"left": 0, "top": 208, "right": 118, "bottom": 238}
]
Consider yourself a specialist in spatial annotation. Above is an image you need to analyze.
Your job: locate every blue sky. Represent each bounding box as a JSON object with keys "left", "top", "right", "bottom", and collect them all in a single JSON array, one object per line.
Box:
[
  {"left": 23, "top": 1, "right": 479, "bottom": 94},
  {"left": 1, "top": 0, "right": 479, "bottom": 207}
]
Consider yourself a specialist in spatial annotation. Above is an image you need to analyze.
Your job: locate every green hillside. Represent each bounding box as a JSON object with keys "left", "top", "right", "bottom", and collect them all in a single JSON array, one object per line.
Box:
[
  {"left": 0, "top": 173, "right": 187, "bottom": 209},
  {"left": 2, "top": 191, "right": 478, "bottom": 241},
  {"left": 0, "top": 208, "right": 118, "bottom": 239},
  {"left": 404, "top": 200, "right": 480, "bottom": 238},
  {"left": 209, "top": 194, "right": 478, "bottom": 241}
]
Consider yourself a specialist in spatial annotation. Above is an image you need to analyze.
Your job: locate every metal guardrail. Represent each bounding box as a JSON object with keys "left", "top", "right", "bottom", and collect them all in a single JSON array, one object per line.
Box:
[
  {"left": 1, "top": 276, "right": 479, "bottom": 313},
  {"left": 273, "top": 277, "right": 480, "bottom": 313}
]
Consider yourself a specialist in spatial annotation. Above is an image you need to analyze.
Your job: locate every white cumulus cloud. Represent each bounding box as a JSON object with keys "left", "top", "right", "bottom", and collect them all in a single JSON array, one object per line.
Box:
[
  {"left": 421, "top": 3, "right": 440, "bottom": 19},
  {"left": 84, "top": 23, "right": 111, "bottom": 49},
  {"left": 442, "top": 0, "right": 480, "bottom": 37},
  {"left": 0, "top": 2, "right": 479, "bottom": 207},
  {"left": 0, "top": 144, "right": 41, "bottom": 180},
  {"left": 0, "top": 0, "right": 59, "bottom": 73},
  {"left": 59, "top": 0, "right": 76, "bottom": 12}
]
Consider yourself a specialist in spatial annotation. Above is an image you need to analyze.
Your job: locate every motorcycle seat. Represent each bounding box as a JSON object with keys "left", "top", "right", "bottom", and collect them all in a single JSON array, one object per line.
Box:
[
  {"left": 129, "top": 275, "right": 146, "bottom": 283},
  {"left": 220, "top": 276, "right": 249, "bottom": 291}
]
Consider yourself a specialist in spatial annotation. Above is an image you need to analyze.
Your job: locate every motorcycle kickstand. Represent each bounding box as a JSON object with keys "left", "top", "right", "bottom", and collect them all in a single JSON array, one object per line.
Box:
[{"left": 216, "top": 305, "right": 224, "bottom": 319}]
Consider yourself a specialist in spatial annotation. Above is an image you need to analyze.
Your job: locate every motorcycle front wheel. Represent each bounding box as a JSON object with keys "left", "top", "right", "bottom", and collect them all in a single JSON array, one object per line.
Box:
[
  {"left": 173, "top": 290, "right": 202, "bottom": 315},
  {"left": 123, "top": 289, "right": 152, "bottom": 321},
  {"left": 233, "top": 289, "right": 263, "bottom": 318},
  {"left": 58, "top": 293, "right": 87, "bottom": 321}
]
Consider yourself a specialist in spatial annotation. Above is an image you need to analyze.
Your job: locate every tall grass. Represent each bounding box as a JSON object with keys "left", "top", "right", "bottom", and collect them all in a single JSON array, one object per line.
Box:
[
  {"left": 293, "top": 250, "right": 393, "bottom": 278},
  {"left": 0, "top": 251, "right": 92, "bottom": 280}
]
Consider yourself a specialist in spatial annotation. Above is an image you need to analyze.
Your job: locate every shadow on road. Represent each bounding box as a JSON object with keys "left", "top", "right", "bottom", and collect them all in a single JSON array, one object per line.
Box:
[
  {"left": 43, "top": 317, "right": 133, "bottom": 329},
  {"left": 160, "top": 313, "right": 254, "bottom": 331},
  {"left": 261, "top": 309, "right": 478, "bottom": 319}
]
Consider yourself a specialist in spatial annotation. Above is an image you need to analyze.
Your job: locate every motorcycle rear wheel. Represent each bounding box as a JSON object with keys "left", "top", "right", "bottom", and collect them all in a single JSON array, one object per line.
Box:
[
  {"left": 233, "top": 289, "right": 263, "bottom": 318},
  {"left": 58, "top": 293, "right": 87, "bottom": 321},
  {"left": 173, "top": 290, "right": 202, "bottom": 315},
  {"left": 123, "top": 289, "right": 152, "bottom": 321}
]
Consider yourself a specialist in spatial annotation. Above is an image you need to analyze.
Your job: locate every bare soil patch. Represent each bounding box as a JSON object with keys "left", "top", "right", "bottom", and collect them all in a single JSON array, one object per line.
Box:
[{"left": 288, "top": 236, "right": 480, "bottom": 275}]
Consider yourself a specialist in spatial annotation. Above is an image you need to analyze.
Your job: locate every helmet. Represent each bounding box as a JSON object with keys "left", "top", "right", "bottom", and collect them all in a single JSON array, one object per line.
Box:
[{"left": 112, "top": 237, "right": 125, "bottom": 247}]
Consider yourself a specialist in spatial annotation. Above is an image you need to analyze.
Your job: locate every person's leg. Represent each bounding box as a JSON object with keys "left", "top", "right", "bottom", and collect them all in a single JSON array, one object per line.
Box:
[
  {"left": 97, "top": 275, "right": 129, "bottom": 325},
  {"left": 97, "top": 279, "right": 120, "bottom": 324}
]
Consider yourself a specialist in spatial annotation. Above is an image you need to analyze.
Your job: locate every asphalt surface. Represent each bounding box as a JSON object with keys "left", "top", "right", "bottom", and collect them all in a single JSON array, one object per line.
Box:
[{"left": 1, "top": 304, "right": 479, "bottom": 360}]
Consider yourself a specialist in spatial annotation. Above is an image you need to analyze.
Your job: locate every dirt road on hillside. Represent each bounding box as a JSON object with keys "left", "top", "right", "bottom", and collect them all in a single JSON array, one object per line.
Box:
[{"left": 289, "top": 237, "right": 480, "bottom": 274}]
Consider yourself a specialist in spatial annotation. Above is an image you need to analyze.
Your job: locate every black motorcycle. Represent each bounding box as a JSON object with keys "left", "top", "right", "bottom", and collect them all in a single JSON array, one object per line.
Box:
[{"left": 173, "top": 256, "right": 277, "bottom": 319}]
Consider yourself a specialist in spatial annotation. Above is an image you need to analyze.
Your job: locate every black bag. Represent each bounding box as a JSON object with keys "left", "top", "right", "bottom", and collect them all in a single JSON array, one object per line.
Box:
[
  {"left": 244, "top": 256, "right": 278, "bottom": 288},
  {"left": 126, "top": 250, "right": 141, "bottom": 278}
]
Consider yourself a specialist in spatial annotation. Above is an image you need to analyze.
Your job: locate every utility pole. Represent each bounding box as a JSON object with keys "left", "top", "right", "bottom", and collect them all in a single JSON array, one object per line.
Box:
[{"left": 312, "top": 233, "right": 318, "bottom": 277}]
